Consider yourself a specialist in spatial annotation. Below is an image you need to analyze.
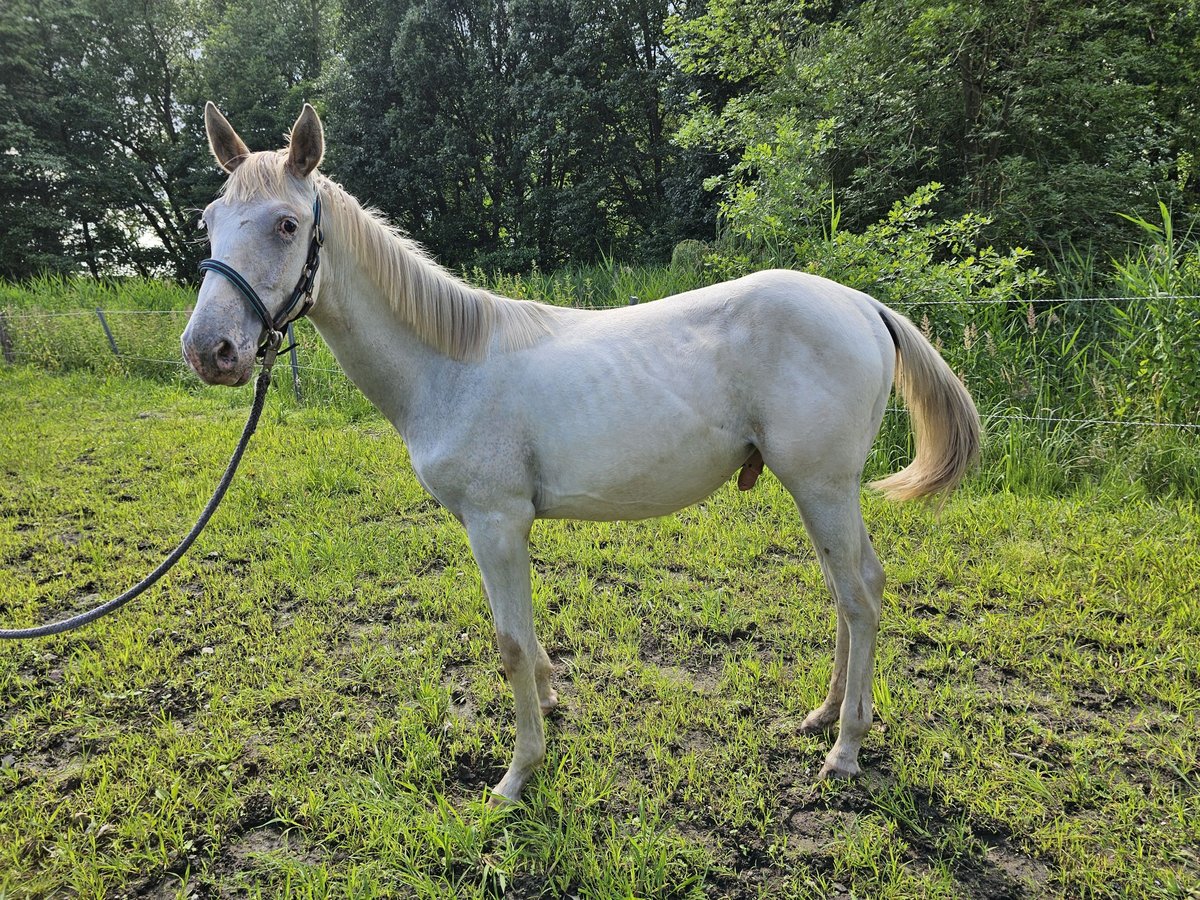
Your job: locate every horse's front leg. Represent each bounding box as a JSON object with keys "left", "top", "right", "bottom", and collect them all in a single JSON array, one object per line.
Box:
[{"left": 464, "top": 505, "right": 546, "bottom": 804}]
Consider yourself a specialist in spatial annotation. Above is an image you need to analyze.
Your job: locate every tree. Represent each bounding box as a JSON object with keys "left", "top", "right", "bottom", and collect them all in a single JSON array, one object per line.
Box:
[
  {"left": 331, "top": 0, "right": 708, "bottom": 269},
  {"left": 0, "top": 0, "right": 334, "bottom": 280},
  {"left": 671, "top": 0, "right": 1200, "bottom": 258},
  {"left": 191, "top": 0, "right": 334, "bottom": 150},
  {"left": 0, "top": 0, "right": 210, "bottom": 278},
  {"left": 0, "top": 0, "right": 107, "bottom": 278}
]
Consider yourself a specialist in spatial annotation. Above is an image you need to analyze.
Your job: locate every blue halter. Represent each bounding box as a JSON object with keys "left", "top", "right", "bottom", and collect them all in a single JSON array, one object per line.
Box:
[{"left": 198, "top": 195, "right": 324, "bottom": 356}]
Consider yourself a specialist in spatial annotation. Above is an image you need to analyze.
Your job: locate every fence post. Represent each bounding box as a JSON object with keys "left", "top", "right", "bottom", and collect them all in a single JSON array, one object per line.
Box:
[
  {"left": 0, "top": 311, "right": 13, "bottom": 364},
  {"left": 286, "top": 321, "right": 302, "bottom": 403},
  {"left": 95, "top": 308, "right": 120, "bottom": 357}
]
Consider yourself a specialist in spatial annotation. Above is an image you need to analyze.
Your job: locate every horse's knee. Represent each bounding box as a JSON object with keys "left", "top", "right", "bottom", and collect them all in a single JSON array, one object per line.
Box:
[
  {"left": 836, "top": 582, "right": 880, "bottom": 626},
  {"left": 496, "top": 631, "right": 529, "bottom": 678}
]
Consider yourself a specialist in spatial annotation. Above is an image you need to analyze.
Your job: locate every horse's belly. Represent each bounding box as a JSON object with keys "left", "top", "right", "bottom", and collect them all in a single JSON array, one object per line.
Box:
[
  {"left": 536, "top": 476, "right": 731, "bottom": 521},
  {"left": 534, "top": 443, "right": 746, "bottom": 521}
]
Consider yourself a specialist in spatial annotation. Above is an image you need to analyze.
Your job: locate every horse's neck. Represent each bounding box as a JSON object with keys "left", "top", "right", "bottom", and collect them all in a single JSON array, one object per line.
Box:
[
  {"left": 307, "top": 246, "right": 450, "bottom": 436},
  {"left": 304, "top": 187, "right": 561, "bottom": 436}
]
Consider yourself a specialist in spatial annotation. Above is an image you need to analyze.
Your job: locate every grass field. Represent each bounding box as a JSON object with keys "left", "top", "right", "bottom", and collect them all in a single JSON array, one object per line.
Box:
[{"left": 0, "top": 365, "right": 1198, "bottom": 899}]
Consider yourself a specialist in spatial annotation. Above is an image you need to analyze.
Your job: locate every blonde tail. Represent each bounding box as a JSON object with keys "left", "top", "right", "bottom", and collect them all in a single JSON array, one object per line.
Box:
[{"left": 869, "top": 306, "right": 981, "bottom": 501}]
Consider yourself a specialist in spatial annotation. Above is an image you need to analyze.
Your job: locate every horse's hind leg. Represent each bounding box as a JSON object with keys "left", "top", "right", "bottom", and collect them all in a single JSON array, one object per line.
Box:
[
  {"left": 799, "top": 520, "right": 884, "bottom": 736},
  {"left": 798, "top": 601, "right": 848, "bottom": 734},
  {"left": 785, "top": 480, "right": 884, "bottom": 778}
]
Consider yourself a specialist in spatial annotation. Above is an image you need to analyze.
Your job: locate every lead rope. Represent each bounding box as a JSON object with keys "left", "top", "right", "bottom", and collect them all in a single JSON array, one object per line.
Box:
[{"left": 0, "top": 337, "right": 282, "bottom": 640}]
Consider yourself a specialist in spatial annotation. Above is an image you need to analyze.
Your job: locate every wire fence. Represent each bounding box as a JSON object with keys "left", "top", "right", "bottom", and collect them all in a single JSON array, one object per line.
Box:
[
  {"left": 1, "top": 293, "right": 1198, "bottom": 432},
  {"left": 5, "top": 292, "right": 1200, "bottom": 319},
  {"left": 3, "top": 348, "right": 339, "bottom": 377},
  {"left": 882, "top": 293, "right": 1200, "bottom": 307},
  {"left": 0, "top": 308, "right": 192, "bottom": 319}
]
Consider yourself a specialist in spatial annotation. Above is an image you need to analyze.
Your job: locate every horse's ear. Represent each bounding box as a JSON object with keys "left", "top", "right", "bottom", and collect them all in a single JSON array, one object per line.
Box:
[
  {"left": 287, "top": 104, "right": 324, "bottom": 178},
  {"left": 204, "top": 102, "right": 250, "bottom": 173}
]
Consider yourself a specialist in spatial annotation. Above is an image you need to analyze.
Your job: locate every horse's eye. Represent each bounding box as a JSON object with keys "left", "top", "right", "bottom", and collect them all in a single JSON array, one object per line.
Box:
[{"left": 280, "top": 218, "right": 298, "bottom": 236}]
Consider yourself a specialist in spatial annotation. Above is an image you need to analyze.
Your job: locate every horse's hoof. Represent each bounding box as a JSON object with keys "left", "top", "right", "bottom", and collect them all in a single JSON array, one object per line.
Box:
[
  {"left": 487, "top": 768, "right": 532, "bottom": 807},
  {"left": 799, "top": 709, "right": 838, "bottom": 735},
  {"left": 486, "top": 789, "right": 517, "bottom": 809},
  {"left": 817, "top": 758, "right": 861, "bottom": 780}
]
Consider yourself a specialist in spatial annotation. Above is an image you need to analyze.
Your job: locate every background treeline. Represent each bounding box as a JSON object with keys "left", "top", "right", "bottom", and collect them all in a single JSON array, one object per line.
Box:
[{"left": 2, "top": 0, "right": 1197, "bottom": 280}]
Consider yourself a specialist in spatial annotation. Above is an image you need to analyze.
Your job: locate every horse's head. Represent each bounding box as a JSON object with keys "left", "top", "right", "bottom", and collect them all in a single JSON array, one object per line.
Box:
[{"left": 182, "top": 103, "right": 325, "bottom": 385}]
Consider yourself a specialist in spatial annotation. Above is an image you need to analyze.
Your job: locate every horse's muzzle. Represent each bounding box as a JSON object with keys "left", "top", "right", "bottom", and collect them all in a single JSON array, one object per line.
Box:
[{"left": 182, "top": 331, "right": 254, "bottom": 386}]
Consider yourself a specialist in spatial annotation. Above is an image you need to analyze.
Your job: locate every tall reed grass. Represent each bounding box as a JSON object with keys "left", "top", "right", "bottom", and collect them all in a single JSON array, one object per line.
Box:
[{"left": 2, "top": 212, "right": 1197, "bottom": 500}]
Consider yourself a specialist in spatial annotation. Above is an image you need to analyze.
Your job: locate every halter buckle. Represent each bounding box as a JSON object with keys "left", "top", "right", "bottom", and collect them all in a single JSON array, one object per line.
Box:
[{"left": 258, "top": 328, "right": 284, "bottom": 369}]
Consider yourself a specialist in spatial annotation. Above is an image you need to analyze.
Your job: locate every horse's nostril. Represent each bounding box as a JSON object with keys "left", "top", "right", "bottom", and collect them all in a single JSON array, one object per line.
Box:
[{"left": 214, "top": 340, "right": 238, "bottom": 371}]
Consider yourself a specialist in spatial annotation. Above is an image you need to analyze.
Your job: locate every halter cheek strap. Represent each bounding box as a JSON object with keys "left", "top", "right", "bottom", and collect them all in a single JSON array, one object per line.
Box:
[{"left": 198, "top": 195, "right": 324, "bottom": 357}]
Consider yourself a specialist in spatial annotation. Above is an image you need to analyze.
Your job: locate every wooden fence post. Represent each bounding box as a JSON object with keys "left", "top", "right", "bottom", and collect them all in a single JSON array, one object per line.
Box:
[
  {"left": 0, "top": 311, "right": 13, "bottom": 364},
  {"left": 95, "top": 308, "right": 120, "bottom": 357}
]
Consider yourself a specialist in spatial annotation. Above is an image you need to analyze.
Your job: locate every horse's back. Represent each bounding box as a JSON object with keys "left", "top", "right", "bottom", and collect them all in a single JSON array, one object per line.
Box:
[
  {"left": 581, "top": 269, "right": 888, "bottom": 361},
  {"left": 557, "top": 268, "right": 895, "bottom": 414}
]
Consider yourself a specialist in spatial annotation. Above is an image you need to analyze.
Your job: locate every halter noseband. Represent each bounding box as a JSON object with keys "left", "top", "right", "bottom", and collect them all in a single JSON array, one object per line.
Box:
[{"left": 198, "top": 195, "right": 325, "bottom": 357}]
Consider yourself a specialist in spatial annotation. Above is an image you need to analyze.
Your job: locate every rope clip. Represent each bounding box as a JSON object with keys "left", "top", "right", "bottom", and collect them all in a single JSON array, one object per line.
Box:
[{"left": 258, "top": 329, "right": 284, "bottom": 371}]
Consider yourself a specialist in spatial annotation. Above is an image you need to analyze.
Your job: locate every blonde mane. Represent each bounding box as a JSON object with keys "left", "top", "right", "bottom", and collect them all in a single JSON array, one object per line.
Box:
[{"left": 221, "top": 152, "right": 557, "bottom": 360}]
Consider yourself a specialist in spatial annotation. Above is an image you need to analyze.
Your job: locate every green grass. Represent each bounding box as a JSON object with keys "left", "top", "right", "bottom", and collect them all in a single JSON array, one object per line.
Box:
[{"left": 0, "top": 366, "right": 1197, "bottom": 898}]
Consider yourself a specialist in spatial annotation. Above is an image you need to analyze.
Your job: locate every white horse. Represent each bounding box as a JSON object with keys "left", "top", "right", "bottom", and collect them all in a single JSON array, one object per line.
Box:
[{"left": 183, "top": 104, "right": 980, "bottom": 803}]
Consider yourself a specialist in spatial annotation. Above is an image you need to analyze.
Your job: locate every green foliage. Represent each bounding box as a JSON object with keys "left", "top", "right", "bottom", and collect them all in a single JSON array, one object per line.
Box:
[
  {"left": 5, "top": 0, "right": 1198, "bottom": 278},
  {"left": 193, "top": 0, "right": 333, "bottom": 152},
  {"left": 1107, "top": 204, "right": 1200, "bottom": 422},
  {"left": 0, "top": 0, "right": 713, "bottom": 276},
  {"left": 0, "top": 4, "right": 75, "bottom": 278},
  {"left": 797, "top": 184, "right": 1050, "bottom": 306},
  {"left": 0, "top": 0, "right": 329, "bottom": 281},
  {"left": 0, "top": 0, "right": 220, "bottom": 280},
  {"left": 672, "top": 0, "right": 1200, "bottom": 259},
  {"left": 667, "top": 0, "right": 813, "bottom": 84},
  {"left": 669, "top": 239, "right": 709, "bottom": 275}
]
